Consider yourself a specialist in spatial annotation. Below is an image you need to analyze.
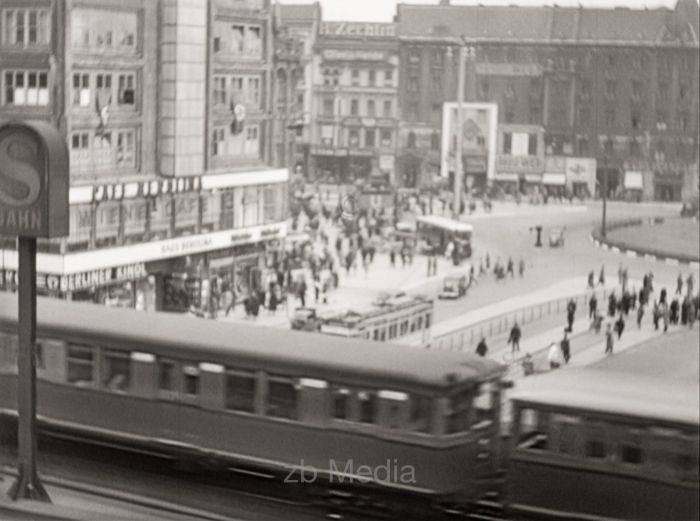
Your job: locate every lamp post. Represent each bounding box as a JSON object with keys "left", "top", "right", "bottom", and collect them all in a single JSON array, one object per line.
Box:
[{"left": 453, "top": 44, "right": 466, "bottom": 220}]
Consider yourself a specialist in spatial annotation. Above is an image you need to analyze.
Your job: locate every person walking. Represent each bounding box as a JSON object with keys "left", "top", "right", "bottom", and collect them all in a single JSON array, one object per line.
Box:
[
  {"left": 560, "top": 331, "right": 571, "bottom": 364},
  {"left": 522, "top": 353, "right": 534, "bottom": 376},
  {"left": 589, "top": 293, "right": 598, "bottom": 320},
  {"left": 686, "top": 274, "right": 694, "bottom": 297},
  {"left": 298, "top": 277, "right": 307, "bottom": 308},
  {"left": 662, "top": 302, "right": 670, "bottom": 332},
  {"left": 652, "top": 301, "right": 661, "bottom": 330},
  {"left": 485, "top": 253, "right": 491, "bottom": 270},
  {"left": 389, "top": 246, "right": 396, "bottom": 268},
  {"left": 681, "top": 296, "right": 690, "bottom": 325},
  {"left": 548, "top": 342, "right": 563, "bottom": 369},
  {"left": 587, "top": 270, "right": 595, "bottom": 289},
  {"left": 469, "top": 265, "right": 476, "bottom": 287},
  {"left": 676, "top": 273, "right": 684, "bottom": 295},
  {"left": 508, "top": 322, "right": 522, "bottom": 354},
  {"left": 479, "top": 258, "right": 486, "bottom": 277},
  {"left": 566, "top": 299, "right": 577, "bottom": 332},
  {"left": 617, "top": 263, "right": 624, "bottom": 286},
  {"left": 506, "top": 257, "right": 514, "bottom": 278},
  {"left": 670, "top": 298, "right": 680, "bottom": 324},
  {"left": 476, "top": 337, "right": 488, "bottom": 357},
  {"left": 636, "top": 304, "right": 644, "bottom": 328},
  {"left": 608, "top": 292, "right": 617, "bottom": 317},
  {"left": 605, "top": 324, "right": 614, "bottom": 355},
  {"left": 615, "top": 313, "right": 625, "bottom": 340},
  {"left": 598, "top": 265, "right": 605, "bottom": 286},
  {"left": 519, "top": 258, "right": 525, "bottom": 278}
]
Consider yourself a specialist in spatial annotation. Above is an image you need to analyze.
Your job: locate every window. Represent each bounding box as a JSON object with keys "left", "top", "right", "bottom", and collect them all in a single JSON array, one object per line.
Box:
[
  {"left": 72, "top": 73, "right": 90, "bottom": 106},
  {"left": 479, "top": 79, "right": 490, "bottom": 99},
  {"left": 408, "top": 395, "right": 431, "bottom": 433},
  {"left": 323, "top": 98, "right": 334, "bottom": 116},
  {"left": 3, "top": 70, "right": 49, "bottom": 106},
  {"left": 348, "top": 128, "right": 360, "bottom": 147},
  {"left": 585, "top": 439, "right": 606, "bottom": 459},
  {"left": 231, "top": 25, "right": 245, "bottom": 52},
  {"left": 333, "top": 387, "right": 350, "bottom": 419},
  {"left": 473, "top": 383, "right": 493, "bottom": 424},
  {"left": 425, "top": 313, "right": 431, "bottom": 329},
  {"left": 3, "top": 8, "right": 50, "bottom": 46},
  {"left": 407, "top": 131, "right": 416, "bottom": 148},
  {"left": 658, "top": 82, "right": 669, "bottom": 100},
  {"left": 267, "top": 375, "right": 297, "bottom": 420},
  {"left": 159, "top": 360, "right": 176, "bottom": 391},
  {"left": 225, "top": 369, "right": 256, "bottom": 413},
  {"left": 368, "top": 70, "right": 376, "bottom": 86},
  {"left": 407, "top": 102, "right": 419, "bottom": 122},
  {"left": 632, "top": 80, "right": 642, "bottom": 100},
  {"left": 367, "top": 99, "right": 375, "bottom": 117},
  {"left": 351, "top": 69, "right": 359, "bottom": 85},
  {"left": 445, "top": 389, "right": 471, "bottom": 434},
  {"left": 503, "top": 132, "right": 512, "bottom": 154},
  {"left": 70, "top": 131, "right": 90, "bottom": 170},
  {"left": 528, "top": 134, "right": 537, "bottom": 155},
  {"left": 365, "top": 129, "right": 375, "bottom": 148},
  {"left": 357, "top": 391, "right": 376, "bottom": 423},
  {"left": 407, "top": 76, "right": 419, "bottom": 92},
  {"left": 102, "top": 350, "right": 130, "bottom": 392},
  {"left": 529, "top": 106, "right": 540, "bottom": 125},
  {"left": 579, "top": 79, "right": 591, "bottom": 99},
  {"left": 431, "top": 75, "right": 442, "bottom": 93},
  {"left": 214, "top": 76, "right": 227, "bottom": 106},
  {"left": 631, "top": 111, "right": 642, "bottom": 130},
  {"left": 212, "top": 127, "right": 225, "bottom": 156},
  {"left": 384, "top": 69, "right": 393, "bottom": 83},
  {"left": 380, "top": 130, "right": 392, "bottom": 148},
  {"left": 117, "top": 73, "right": 136, "bottom": 106},
  {"left": 605, "top": 109, "right": 616, "bottom": 128},
  {"left": 247, "top": 76, "right": 261, "bottom": 106},
  {"left": 383, "top": 100, "right": 392, "bottom": 117},
  {"left": 517, "top": 408, "right": 548, "bottom": 450},
  {"left": 605, "top": 80, "right": 616, "bottom": 99},
  {"left": 621, "top": 445, "right": 644, "bottom": 465},
  {"left": 246, "top": 26, "right": 262, "bottom": 57},
  {"left": 350, "top": 99, "right": 358, "bottom": 116},
  {"left": 116, "top": 130, "right": 135, "bottom": 167},
  {"left": 183, "top": 365, "right": 199, "bottom": 396},
  {"left": 244, "top": 125, "right": 259, "bottom": 156},
  {"left": 263, "top": 184, "right": 281, "bottom": 223},
  {"left": 67, "top": 344, "right": 94, "bottom": 385},
  {"left": 71, "top": 9, "right": 137, "bottom": 52},
  {"left": 551, "top": 413, "right": 581, "bottom": 455}
]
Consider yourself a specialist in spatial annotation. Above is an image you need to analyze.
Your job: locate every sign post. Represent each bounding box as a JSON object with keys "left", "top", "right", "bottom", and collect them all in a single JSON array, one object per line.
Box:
[{"left": 0, "top": 121, "right": 69, "bottom": 502}]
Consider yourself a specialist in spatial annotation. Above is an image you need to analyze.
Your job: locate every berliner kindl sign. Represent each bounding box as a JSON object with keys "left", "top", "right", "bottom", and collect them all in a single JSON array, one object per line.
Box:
[{"left": 0, "top": 121, "right": 69, "bottom": 238}]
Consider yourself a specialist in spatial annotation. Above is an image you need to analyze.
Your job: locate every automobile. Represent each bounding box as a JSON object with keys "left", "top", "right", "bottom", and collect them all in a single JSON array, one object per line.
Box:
[
  {"left": 548, "top": 227, "right": 565, "bottom": 247},
  {"left": 681, "top": 196, "right": 699, "bottom": 218},
  {"left": 290, "top": 307, "right": 322, "bottom": 331},
  {"left": 438, "top": 275, "right": 468, "bottom": 299}
]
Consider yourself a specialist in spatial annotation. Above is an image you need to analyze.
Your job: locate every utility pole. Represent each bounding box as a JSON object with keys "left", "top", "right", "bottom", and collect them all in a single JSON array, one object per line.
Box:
[
  {"left": 453, "top": 44, "right": 466, "bottom": 220},
  {"left": 602, "top": 159, "right": 608, "bottom": 237}
]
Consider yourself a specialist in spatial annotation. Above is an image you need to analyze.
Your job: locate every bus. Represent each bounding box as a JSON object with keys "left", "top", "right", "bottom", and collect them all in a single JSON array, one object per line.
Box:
[
  {"left": 416, "top": 215, "right": 474, "bottom": 259},
  {"left": 318, "top": 293, "right": 433, "bottom": 348}
]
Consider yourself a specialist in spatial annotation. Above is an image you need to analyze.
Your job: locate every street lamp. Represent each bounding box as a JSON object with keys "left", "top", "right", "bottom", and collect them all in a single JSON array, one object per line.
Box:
[{"left": 453, "top": 39, "right": 476, "bottom": 221}]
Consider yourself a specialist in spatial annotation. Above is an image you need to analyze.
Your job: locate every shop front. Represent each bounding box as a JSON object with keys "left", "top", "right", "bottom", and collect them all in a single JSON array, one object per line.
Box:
[
  {"left": 623, "top": 171, "right": 644, "bottom": 202},
  {"left": 543, "top": 156, "right": 567, "bottom": 198},
  {"left": 565, "top": 157, "right": 596, "bottom": 199},
  {"left": 311, "top": 146, "right": 349, "bottom": 184}
]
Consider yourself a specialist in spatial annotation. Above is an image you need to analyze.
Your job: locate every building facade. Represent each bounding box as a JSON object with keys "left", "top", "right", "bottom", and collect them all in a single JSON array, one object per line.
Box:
[
  {"left": 396, "top": 0, "right": 700, "bottom": 201},
  {"left": 309, "top": 21, "right": 400, "bottom": 185},
  {"left": 0, "top": 0, "right": 288, "bottom": 312}
]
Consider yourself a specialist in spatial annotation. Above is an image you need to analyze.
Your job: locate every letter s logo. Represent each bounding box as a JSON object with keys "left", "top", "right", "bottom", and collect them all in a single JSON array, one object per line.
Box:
[{"left": 0, "top": 131, "right": 42, "bottom": 208}]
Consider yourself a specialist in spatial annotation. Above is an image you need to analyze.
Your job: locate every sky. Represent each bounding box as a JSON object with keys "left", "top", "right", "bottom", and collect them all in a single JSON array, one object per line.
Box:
[{"left": 276, "top": 0, "right": 683, "bottom": 22}]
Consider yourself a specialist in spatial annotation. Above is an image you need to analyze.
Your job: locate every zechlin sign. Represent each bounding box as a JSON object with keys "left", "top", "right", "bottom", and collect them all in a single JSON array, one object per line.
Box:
[{"left": 0, "top": 121, "right": 69, "bottom": 238}]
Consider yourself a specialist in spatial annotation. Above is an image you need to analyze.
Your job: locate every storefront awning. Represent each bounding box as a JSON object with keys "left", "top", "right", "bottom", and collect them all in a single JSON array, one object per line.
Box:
[
  {"left": 525, "top": 174, "right": 542, "bottom": 183},
  {"left": 624, "top": 171, "right": 644, "bottom": 190},
  {"left": 494, "top": 173, "right": 518, "bottom": 182},
  {"left": 542, "top": 173, "right": 566, "bottom": 186}
]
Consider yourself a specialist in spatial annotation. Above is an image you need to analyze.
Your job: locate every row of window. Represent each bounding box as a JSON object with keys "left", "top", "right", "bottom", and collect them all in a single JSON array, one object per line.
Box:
[
  {"left": 347, "top": 128, "right": 393, "bottom": 149},
  {"left": 516, "top": 407, "right": 699, "bottom": 483},
  {"left": 364, "top": 311, "right": 431, "bottom": 342},
  {"left": 213, "top": 74, "right": 262, "bottom": 109},
  {"left": 320, "top": 97, "right": 394, "bottom": 119},
  {"left": 213, "top": 22, "right": 262, "bottom": 58},
  {"left": 3, "top": 70, "right": 49, "bottom": 107},
  {"left": 66, "top": 183, "right": 284, "bottom": 250},
  {"left": 321, "top": 68, "right": 395, "bottom": 88},
  {"left": 72, "top": 72, "right": 137, "bottom": 108},
  {"left": 212, "top": 124, "right": 260, "bottom": 159},
  {"left": 70, "top": 129, "right": 137, "bottom": 172},
  {"left": 71, "top": 9, "right": 138, "bottom": 53},
  {"left": 30, "top": 340, "right": 490, "bottom": 434},
  {"left": 2, "top": 8, "right": 50, "bottom": 47}
]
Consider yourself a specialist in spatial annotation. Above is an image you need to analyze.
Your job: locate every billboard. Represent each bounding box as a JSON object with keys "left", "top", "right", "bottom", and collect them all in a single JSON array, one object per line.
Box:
[{"left": 441, "top": 103, "right": 498, "bottom": 182}]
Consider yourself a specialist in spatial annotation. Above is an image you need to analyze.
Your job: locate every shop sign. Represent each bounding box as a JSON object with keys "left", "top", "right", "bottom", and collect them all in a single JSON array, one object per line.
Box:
[
  {"left": 122, "top": 198, "right": 148, "bottom": 235},
  {"left": 0, "top": 121, "right": 69, "bottom": 237},
  {"left": 230, "top": 232, "right": 254, "bottom": 244},
  {"left": 496, "top": 155, "right": 544, "bottom": 174},
  {"left": 46, "top": 263, "right": 148, "bottom": 292},
  {"left": 260, "top": 227, "right": 282, "bottom": 238},
  {"left": 322, "top": 49, "right": 386, "bottom": 61},
  {"left": 361, "top": 118, "right": 377, "bottom": 127},
  {"left": 465, "top": 156, "right": 487, "bottom": 173},
  {"left": 311, "top": 146, "right": 348, "bottom": 157},
  {"left": 161, "top": 236, "right": 214, "bottom": 256},
  {"left": 2, "top": 269, "right": 48, "bottom": 289},
  {"left": 320, "top": 22, "right": 396, "bottom": 38},
  {"left": 475, "top": 63, "right": 543, "bottom": 77},
  {"left": 174, "top": 193, "right": 200, "bottom": 228},
  {"left": 565, "top": 157, "right": 596, "bottom": 182},
  {"left": 544, "top": 156, "right": 566, "bottom": 174},
  {"left": 379, "top": 155, "right": 395, "bottom": 171}
]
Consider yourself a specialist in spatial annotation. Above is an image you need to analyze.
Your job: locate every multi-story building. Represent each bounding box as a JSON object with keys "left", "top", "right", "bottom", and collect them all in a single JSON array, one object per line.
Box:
[
  {"left": 396, "top": 0, "right": 699, "bottom": 201},
  {"left": 310, "top": 21, "right": 400, "bottom": 185},
  {"left": 0, "top": 0, "right": 288, "bottom": 312},
  {"left": 272, "top": 3, "right": 319, "bottom": 174}
]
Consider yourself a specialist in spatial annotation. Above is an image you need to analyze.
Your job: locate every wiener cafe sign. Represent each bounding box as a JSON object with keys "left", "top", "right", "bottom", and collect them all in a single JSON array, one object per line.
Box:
[{"left": 0, "top": 121, "right": 69, "bottom": 238}]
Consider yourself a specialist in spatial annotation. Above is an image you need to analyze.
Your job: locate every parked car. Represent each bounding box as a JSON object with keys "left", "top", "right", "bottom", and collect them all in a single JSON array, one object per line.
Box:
[
  {"left": 291, "top": 307, "right": 322, "bottom": 331},
  {"left": 438, "top": 275, "right": 468, "bottom": 300},
  {"left": 549, "top": 227, "right": 565, "bottom": 247}
]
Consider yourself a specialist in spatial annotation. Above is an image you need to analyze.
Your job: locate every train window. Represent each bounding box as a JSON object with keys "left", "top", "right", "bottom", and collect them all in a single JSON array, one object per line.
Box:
[
  {"left": 357, "top": 391, "right": 376, "bottom": 424},
  {"left": 183, "top": 365, "right": 199, "bottom": 396},
  {"left": 445, "top": 389, "right": 471, "bottom": 434},
  {"left": 425, "top": 313, "right": 431, "bottom": 329},
  {"left": 379, "top": 329, "right": 386, "bottom": 342},
  {"left": 676, "top": 436, "right": 699, "bottom": 483},
  {"left": 159, "top": 360, "right": 176, "bottom": 391},
  {"left": 621, "top": 445, "right": 643, "bottom": 465},
  {"left": 225, "top": 369, "right": 256, "bottom": 413},
  {"left": 267, "top": 375, "right": 297, "bottom": 420},
  {"left": 332, "top": 387, "right": 350, "bottom": 419},
  {"left": 473, "top": 383, "right": 493, "bottom": 426},
  {"left": 517, "top": 408, "right": 548, "bottom": 451},
  {"left": 102, "top": 350, "right": 130, "bottom": 393},
  {"left": 408, "top": 395, "right": 432, "bottom": 433},
  {"left": 388, "top": 324, "right": 397, "bottom": 339},
  {"left": 550, "top": 413, "right": 581, "bottom": 456},
  {"left": 373, "top": 329, "right": 380, "bottom": 341},
  {"left": 66, "top": 344, "right": 94, "bottom": 385},
  {"left": 585, "top": 440, "right": 606, "bottom": 460},
  {"left": 417, "top": 316, "right": 423, "bottom": 330}
]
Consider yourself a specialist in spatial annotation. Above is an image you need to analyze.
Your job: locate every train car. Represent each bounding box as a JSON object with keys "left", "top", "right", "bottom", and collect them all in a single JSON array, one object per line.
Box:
[
  {"left": 0, "top": 293, "right": 506, "bottom": 516},
  {"left": 507, "top": 332, "right": 700, "bottom": 521}
]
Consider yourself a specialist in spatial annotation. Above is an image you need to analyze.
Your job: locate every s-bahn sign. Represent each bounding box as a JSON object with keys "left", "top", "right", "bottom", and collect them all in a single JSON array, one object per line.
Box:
[{"left": 0, "top": 121, "right": 69, "bottom": 238}]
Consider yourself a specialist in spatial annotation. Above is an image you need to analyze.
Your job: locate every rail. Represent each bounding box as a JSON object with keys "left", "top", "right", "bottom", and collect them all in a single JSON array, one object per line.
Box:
[{"left": 431, "top": 289, "right": 608, "bottom": 352}]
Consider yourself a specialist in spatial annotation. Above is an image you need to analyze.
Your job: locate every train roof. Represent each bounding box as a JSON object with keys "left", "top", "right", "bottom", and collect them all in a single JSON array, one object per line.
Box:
[
  {"left": 511, "top": 330, "right": 700, "bottom": 426},
  {"left": 0, "top": 293, "right": 503, "bottom": 392},
  {"left": 416, "top": 215, "right": 474, "bottom": 233}
]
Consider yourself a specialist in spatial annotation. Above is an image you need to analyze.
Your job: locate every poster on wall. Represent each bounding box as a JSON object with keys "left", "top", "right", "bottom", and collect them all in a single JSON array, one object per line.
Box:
[{"left": 441, "top": 102, "right": 498, "bottom": 182}]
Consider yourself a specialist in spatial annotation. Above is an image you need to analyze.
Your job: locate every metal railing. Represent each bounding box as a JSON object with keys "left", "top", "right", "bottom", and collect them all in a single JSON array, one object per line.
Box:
[{"left": 431, "top": 289, "right": 609, "bottom": 352}]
